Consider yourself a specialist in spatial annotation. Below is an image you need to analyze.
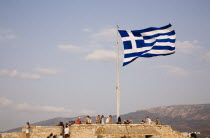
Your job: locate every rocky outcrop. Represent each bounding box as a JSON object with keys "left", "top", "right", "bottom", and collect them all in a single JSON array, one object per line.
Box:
[
  {"left": 70, "top": 124, "right": 186, "bottom": 138},
  {"left": 0, "top": 125, "right": 186, "bottom": 138}
]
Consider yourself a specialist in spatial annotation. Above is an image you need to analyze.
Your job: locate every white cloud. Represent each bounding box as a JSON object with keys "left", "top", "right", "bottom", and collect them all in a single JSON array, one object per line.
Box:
[
  {"left": 0, "top": 69, "right": 41, "bottom": 80},
  {"left": 83, "top": 28, "right": 91, "bottom": 32},
  {"left": 34, "top": 67, "right": 58, "bottom": 75},
  {"left": 0, "top": 29, "right": 16, "bottom": 41},
  {"left": 80, "top": 109, "right": 96, "bottom": 115},
  {"left": 0, "top": 97, "right": 13, "bottom": 107},
  {"left": 85, "top": 49, "right": 116, "bottom": 62},
  {"left": 83, "top": 27, "right": 123, "bottom": 62},
  {"left": 58, "top": 44, "right": 84, "bottom": 52},
  {"left": 176, "top": 40, "right": 210, "bottom": 63},
  {"left": 15, "top": 103, "right": 71, "bottom": 113},
  {"left": 176, "top": 40, "right": 202, "bottom": 54},
  {"left": 91, "top": 28, "right": 115, "bottom": 43},
  {"left": 0, "top": 34, "right": 16, "bottom": 40},
  {"left": 58, "top": 27, "right": 117, "bottom": 64},
  {"left": 202, "top": 52, "right": 210, "bottom": 62},
  {"left": 0, "top": 97, "right": 71, "bottom": 113},
  {"left": 155, "top": 65, "right": 189, "bottom": 76},
  {"left": 58, "top": 28, "right": 116, "bottom": 53}
]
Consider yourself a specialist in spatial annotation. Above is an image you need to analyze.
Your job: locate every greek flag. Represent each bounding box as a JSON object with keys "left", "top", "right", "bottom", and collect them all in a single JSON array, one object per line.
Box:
[{"left": 118, "top": 24, "right": 176, "bottom": 66}]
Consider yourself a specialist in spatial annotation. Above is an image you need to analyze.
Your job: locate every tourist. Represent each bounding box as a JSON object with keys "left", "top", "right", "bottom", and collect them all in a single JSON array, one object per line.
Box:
[
  {"left": 64, "top": 125, "right": 70, "bottom": 138},
  {"left": 86, "top": 116, "right": 92, "bottom": 124},
  {"left": 108, "top": 115, "right": 113, "bottom": 124},
  {"left": 59, "top": 133, "right": 63, "bottom": 138},
  {"left": 58, "top": 122, "right": 64, "bottom": 136},
  {"left": 129, "top": 117, "right": 133, "bottom": 124},
  {"left": 105, "top": 116, "right": 109, "bottom": 124},
  {"left": 68, "top": 121, "right": 75, "bottom": 126},
  {"left": 140, "top": 120, "right": 145, "bottom": 124},
  {"left": 100, "top": 115, "right": 105, "bottom": 124},
  {"left": 75, "top": 117, "right": 81, "bottom": 124},
  {"left": 58, "top": 122, "right": 64, "bottom": 127},
  {"left": 47, "top": 133, "right": 53, "bottom": 138},
  {"left": 190, "top": 132, "right": 197, "bottom": 138},
  {"left": 88, "top": 116, "right": 92, "bottom": 124},
  {"left": 156, "top": 118, "right": 161, "bottom": 125},
  {"left": 85, "top": 116, "right": 89, "bottom": 124},
  {"left": 116, "top": 116, "right": 122, "bottom": 124},
  {"left": 124, "top": 120, "right": 130, "bottom": 124},
  {"left": 151, "top": 119, "right": 156, "bottom": 125},
  {"left": 95, "top": 115, "right": 100, "bottom": 124},
  {"left": 145, "top": 116, "right": 151, "bottom": 124},
  {"left": 25, "top": 122, "right": 30, "bottom": 138}
]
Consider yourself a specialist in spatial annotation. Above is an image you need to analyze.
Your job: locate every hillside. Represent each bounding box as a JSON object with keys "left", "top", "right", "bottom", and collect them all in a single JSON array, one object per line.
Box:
[
  {"left": 124, "top": 104, "right": 210, "bottom": 137},
  {"left": 5, "top": 104, "right": 210, "bottom": 137}
]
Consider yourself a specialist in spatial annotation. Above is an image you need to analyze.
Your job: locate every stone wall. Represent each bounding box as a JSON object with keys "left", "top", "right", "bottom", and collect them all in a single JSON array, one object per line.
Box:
[
  {"left": 0, "top": 125, "right": 187, "bottom": 138},
  {"left": 0, "top": 132, "right": 22, "bottom": 138},
  {"left": 0, "top": 126, "right": 62, "bottom": 138},
  {"left": 22, "top": 126, "right": 62, "bottom": 138},
  {"left": 70, "top": 124, "right": 187, "bottom": 138}
]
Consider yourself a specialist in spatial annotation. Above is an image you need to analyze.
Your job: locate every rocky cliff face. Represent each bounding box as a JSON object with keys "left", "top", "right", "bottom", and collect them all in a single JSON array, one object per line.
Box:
[
  {"left": 146, "top": 104, "right": 210, "bottom": 120},
  {"left": 132, "top": 104, "right": 210, "bottom": 137}
]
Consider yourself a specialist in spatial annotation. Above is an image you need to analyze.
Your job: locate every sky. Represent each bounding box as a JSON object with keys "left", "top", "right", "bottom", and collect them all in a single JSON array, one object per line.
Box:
[{"left": 0, "top": 0, "right": 210, "bottom": 131}]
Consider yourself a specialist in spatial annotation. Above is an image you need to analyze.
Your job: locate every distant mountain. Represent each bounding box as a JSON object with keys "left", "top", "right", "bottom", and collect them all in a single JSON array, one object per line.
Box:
[
  {"left": 5, "top": 104, "right": 210, "bottom": 137},
  {"left": 121, "top": 104, "right": 210, "bottom": 137}
]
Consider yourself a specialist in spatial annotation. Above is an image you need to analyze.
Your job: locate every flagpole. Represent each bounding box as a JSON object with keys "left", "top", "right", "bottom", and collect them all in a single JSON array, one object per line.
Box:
[{"left": 116, "top": 25, "right": 120, "bottom": 119}]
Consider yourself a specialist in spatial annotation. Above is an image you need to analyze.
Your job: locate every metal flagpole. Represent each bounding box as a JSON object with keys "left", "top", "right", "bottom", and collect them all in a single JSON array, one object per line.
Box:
[{"left": 116, "top": 25, "right": 120, "bottom": 119}]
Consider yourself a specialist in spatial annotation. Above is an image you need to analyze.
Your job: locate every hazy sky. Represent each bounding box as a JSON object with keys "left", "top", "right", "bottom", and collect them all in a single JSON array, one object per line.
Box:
[{"left": 0, "top": 0, "right": 210, "bottom": 131}]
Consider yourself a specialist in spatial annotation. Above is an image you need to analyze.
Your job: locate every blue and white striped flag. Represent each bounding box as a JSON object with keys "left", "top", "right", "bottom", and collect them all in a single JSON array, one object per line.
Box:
[{"left": 118, "top": 24, "right": 176, "bottom": 66}]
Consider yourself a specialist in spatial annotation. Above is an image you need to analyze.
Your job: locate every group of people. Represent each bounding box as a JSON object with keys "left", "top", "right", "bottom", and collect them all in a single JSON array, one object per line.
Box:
[
  {"left": 140, "top": 116, "right": 162, "bottom": 125},
  {"left": 57, "top": 122, "right": 70, "bottom": 138},
  {"left": 73, "top": 115, "right": 161, "bottom": 125},
  {"left": 116, "top": 117, "right": 133, "bottom": 124},
  {"left": 24, "top": 115, "right": 162, "bottom": 138},
  {"left": 75, "top": 115, "right": 113, "bottom": 124},
  {"left": 47, "top": 133, "right": 58, "bottom": 138}
]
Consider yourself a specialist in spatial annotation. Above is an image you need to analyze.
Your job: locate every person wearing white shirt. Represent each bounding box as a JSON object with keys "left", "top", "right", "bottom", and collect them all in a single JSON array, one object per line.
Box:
[
  {"left": 64, "top": 125, "right": 70, "bottom": 138},
  {"left": 145, "top": 116, "right": 151, "bottom": 124},
  {"left": 101, "top": 115, "right": 105, "bottom": 124},
  {"left": 86, "top": 116, "right": 92, "bottom": 124},
  {"left": 88, "top": 117, "right": 92, "bottom": 124},
  {"left": 106, "top": 116, "right": 109, "bottom": 124},
  {"left": 25, "top": 122, "right": 30, "bottom": 138}
]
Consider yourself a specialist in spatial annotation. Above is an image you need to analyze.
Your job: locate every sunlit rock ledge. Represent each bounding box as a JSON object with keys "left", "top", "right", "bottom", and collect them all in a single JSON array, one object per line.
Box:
[{"left": 0, "top": 124, "right": 187, "bottom": 138}]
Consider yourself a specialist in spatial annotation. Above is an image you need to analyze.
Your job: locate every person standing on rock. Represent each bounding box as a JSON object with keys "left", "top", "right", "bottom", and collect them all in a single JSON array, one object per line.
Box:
[
  {"left": 64, "top": 125, "right": 70, "bottom": 138},
  {"left": 105, "top": 116, "right": 109, "bottom": 124},
  {"left": 107, "top": 115, "right": 113, "bottom": 124},
  {"left": 190, "top": 132, "right": 197, "bottom": 138},
  {"left": 57, "top": 122, "right": 65, "bottom": 136},
  {"left": 86, "top": 116, "right": 92, "bottom": 124},
  {"left": 145, "top": 116, "right": 151, "bottom": 124},
  {"left": 100, "top": 115, "right": 105, "bottom": 124},
  {"left": 116, "top": 116, "right": 122, "bottom": 124},
  {"left": 129, "top": 117, "right": 133, "bottom": 124},
  {"left": 156, "top": 118, "right": 161, "bottom": 125},
  {"left": 25, "top": 122, "right": 30, "bottom": 138},
  {"left": 88, "top": 116, "right": 92, "bottom": 124},
  {"left": 75, "top": 117, "right": 81, "bottom": 124},
  {"left": 95, "top": 115, "right": 100, "bottom": 124}
]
